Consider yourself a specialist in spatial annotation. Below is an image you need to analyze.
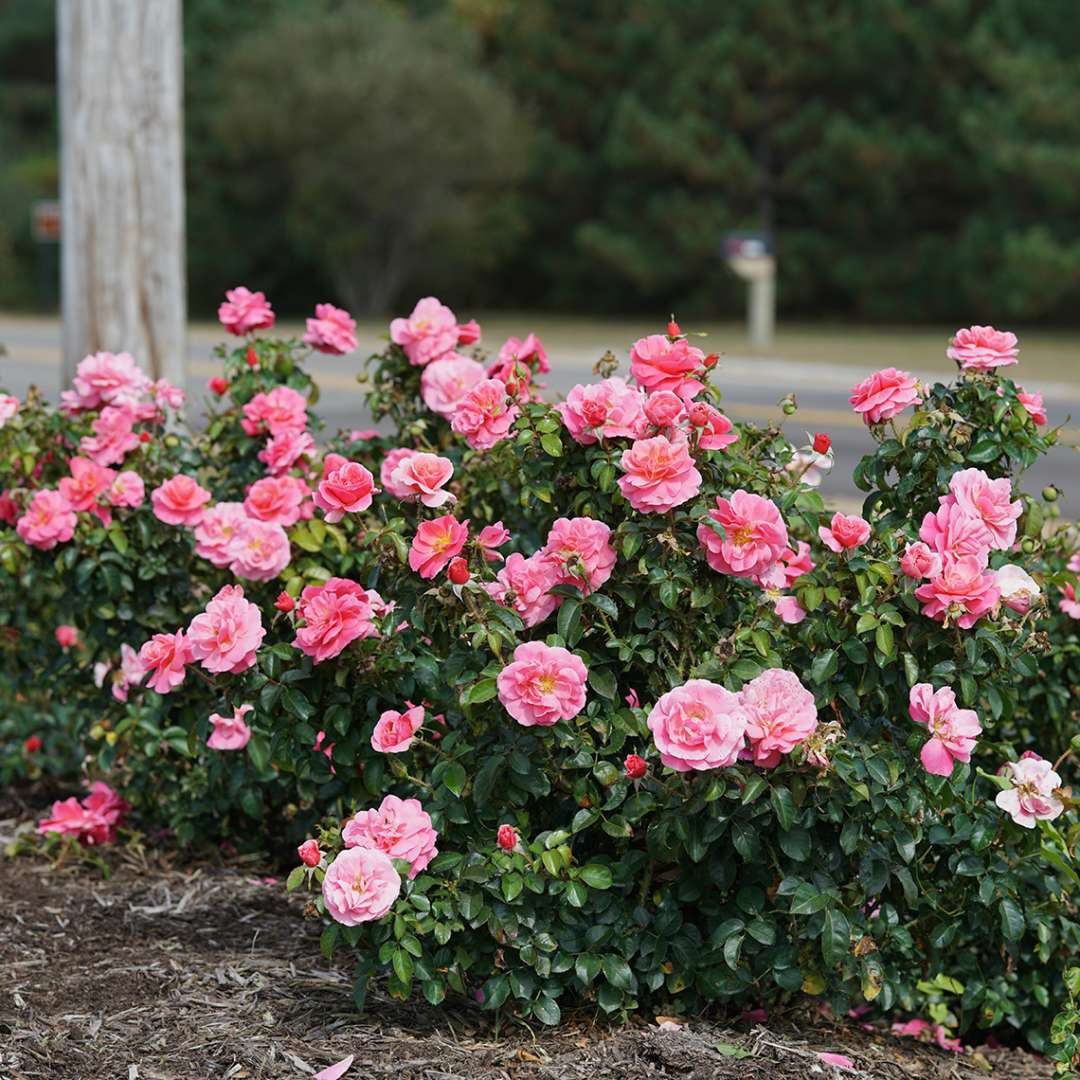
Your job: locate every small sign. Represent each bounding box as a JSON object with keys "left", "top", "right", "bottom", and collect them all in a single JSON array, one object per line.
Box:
[{"left": 32, "top": 200, "right": 61, "bottom": 243}]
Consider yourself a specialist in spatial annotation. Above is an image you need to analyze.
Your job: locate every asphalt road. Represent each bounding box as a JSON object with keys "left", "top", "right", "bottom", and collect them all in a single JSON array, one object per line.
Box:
[{"left": 1, "top": 314, "right": 1076, "bottom": 507}]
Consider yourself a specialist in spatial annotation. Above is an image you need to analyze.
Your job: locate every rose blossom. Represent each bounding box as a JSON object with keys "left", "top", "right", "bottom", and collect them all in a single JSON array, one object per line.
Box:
[
  {"left": 947, "top": 325, "right": 1018, "bottom": 371},
  {"left": 994, "top": 564, "right": 1041, "bottom": 614},
  {"left": 389, "top": 452, "right": 455, "bottom": 508},
  {"left": 258, "top": 430, "right": 316, "bottom": 475},
  {"left": 946, "top": 468, "right": 1022, "bottom": 550},
  {"left": 689, "top": 402, "right": 738, "bottom": 450},
  {"left": 629, "top": 334, "right": 705, "bottom": 397},
  {"left": 1017, "top": 389, "right": 1047, "bottom": 425},
  {"left": 218, "top": 286, "right": 275, "bottom": 335},
  {"left": 491, "top": 333, "right": 549, "bottom": 378},
  {"left": 914, "top": 555, "right": 1000, "bottom": 629},
  {"left": 110, "top": 643, "right": 146, "bottom": 702},
  {"left": 698, "top": 490, "right": 788, "bottom": 578},
  {"left": 244, "top": 475, "right": 308, "bottom": 526},
  {"left": 457, "top": 319, "right": 481, "bottom": 345},
  {"left": 38, "top": 782, "right": 128, "bottom": 845},
  {"left": 1059, "top": 583, "right": 1080, "bottom": 619},
  {"left": 69, "top": 351, "right": 148, "bottom": 409},
  {"left": 557, "top": 377, "right": 647, "bottom": 444},
  {"left": 618, "top": 434, "right": 702, "bottom": 514},
  {"left": 298, "top": 839, "right": 321, "bottom": 867},
  {"left": 0, "top": 394, "right": 19, "bottom": 427},
  {"left": 241, "top": 386, "right": 308, "bottom": 437},
  {"left": 107, "top": 470, "right": 144, "bottom": 509},
  {"left": 773, "top": 595, "right": 807, "bottom": 624},
  {"left": 390, "top": 296, "right": 461, "bottom": 366},
  {"left": 918, "top": 501, "right": 993, "bottom": 566},
  {"left": 909, "top": 683, "right": 981, "bottom": 776},
  {"left": 450, "top": 379, "right": 519, "bottom": 450},
  {"left": 420, "top": 355, "right": 486, "bottom": 417},
  {"left": 322, "top": 846, "right": 401, "bottom": 925},
  {"left": 16, "top": 490, "right": 77, "bottom": 550},
  {"left": 228, "top": 518, "right": 291, "bottom": 581},
  {"left": 739, "top": 669, "right": 818, "bottom": 767},
  {"left": 818, "top": 513, "right": 871, "bottom": 553},
  {"left": 59, "top": 457, "right": 114, "bottom": 517},
  {"left": 900, "top": 541, "right": 943, "bottom": 580},
  {"left": 477, "top": 521, "right": 511, "bottom": 562},
  {"left": 995, "top": 754, "right": 1064, "bottom": 828},
  {"left": 55, "top": 624, "right": 79, "bottom": 648},
  {"left": 542, "top": 516, "right": 616, "bottom": 592},
  {"left": 80, "top": 403, "right": 140, "bottom": 466},
  {"left": 303, "top": 302, "right": 357, "bottom": 355},
  {"left": 207, "top": 704, "right": 254, "bottom": 750},
  {"left": 1070, "top": 552, "right": 1080, "bottom": 574},
  {"left": 848, "top": 368, "right": 921, "bottom": 424},
  {"left": 187, "top": 584, "right": 265, "bottom": 674},
  {"left": 644, "top": 390, "right": 686, "bottom": 428},
  {"left": 192, "top": 502, "right": 249, "bottom": 567},
  {"left": 785, "top": 444, "right": 834, "bottom": 489},
  {"left": 151, "top": 475, "right": 211, "bottom": 526},
  {"left": 408, "top": 515, "right": 468, "bottom": 579},
  {"left": 647, "top": 679, "right": 749, "bottom": 772},
  {"left": 486, "top": 551, "right": 561, "bottom": 627},
  {"left": 343, "top": 794, "right": 438, "bottom": 879},
  {"left": 294, "top": 577, "right": 379, "bottom": 663},
  {"left": 497, "top": 824, "right": 518, "bottom": 850},
  {"left": 497, "top": 641, "right": 588, "bottom": 727},
  {"left": 379, "top": 448, "right": 419, "bottom": 497},
  {"left": 313, "top": 456, "right": 378, "bottom": 522},
  {"left": 138, "top": 630, "right": 191, "bottom": 693},
  {"left": 371, "top": 704, "right": 424, "bottom": 753}
]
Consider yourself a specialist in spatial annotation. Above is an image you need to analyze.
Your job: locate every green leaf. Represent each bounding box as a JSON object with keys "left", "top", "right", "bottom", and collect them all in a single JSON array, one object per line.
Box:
[
  {"left": 770, "top": 786, "right": 796, "bottom": 829},
  {"left": 588, "top": 666, "right": 617, "bottom": 700},
  {"left": 874, "top": 623, "right": 895, "bottom": 659},
  {"left": 532, "top": 994, "right": 561, "bottom": 1025},
  {"left": 557, "top": 599, "right": 583, "bottom": 645},
  {"left": 741, "top": 774, "right": 768, "bottom": 805},
  {"left": 392, "top": 947, "right": 414, "bottom": 985},
  {"left": 602, "top": 955, "right": 634, "bottom": 991},
  {"left": 247, "top": 734, "right": 271, "bottom": 774},
  {"left": 579, "top": 864, "right": 613, "bottom": 889},
  {"left": 821, "top": 909, "right": 850, "bottom": 967},
  {"left": 443, "top": 763, "right": 467, "bottom": 797},
  {"left": 463, "top": 679, "right": 498, "bottom": 705},
  {"left": 286, "top": 865, "right": 306, "bottom": 892},
  {"left": 999, "top": 897, "right": 1025, "bottom": 942},
  {"left": 540, "top": 433, "right": 563, "bottom": 458},
  {"left": 810, "top": 649, "right": 838, "bottom": 684}
]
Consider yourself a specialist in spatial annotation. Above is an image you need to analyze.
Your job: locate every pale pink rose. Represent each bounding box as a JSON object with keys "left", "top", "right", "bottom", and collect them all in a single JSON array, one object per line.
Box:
[
  {"left": 207, "top": 704, "right": 254, "bottom": 750},
  {"left": 371, "top": 704, "right": 424, "bottom": 753},
  {"left": 111, "top": 642, "right": 146, "bottom": 701},
  {"left": 243, "top": 475, "right": 307, "bottom": 526},
  {"left": 59, "top": 457, "right": 115, "bottom": 515},
  {"left": 914, "top": 556, "right": 1000, "bottom": 629},
  {"left": 543, "top": 516, "right": 616, "bottom": 592},
  {"left": 259, "top": 430, "right": 316, "bottom": 475},
  {"left": 380, "top": 448, "right": 420, "bottom": 497},
  {"left": 187, "top": 584, "right": 265, "bottom": 674},
  {"left": 557, "top": 377, "right": 647, "bottom": 445},
  {"left": 1017, "top": 389, "right": 1047, "bottom": 425},
  {"left": 80, "top": 403, "right": 140, "bottom": 466},
  {"left": 497, "top": 641, "right": 588, "bottom": 727},
  {"left": 477, "top": 521, "right": 511, "bottom": 562},
  {"left": 689, "top": 401, "right": 738, "bottom": 450},
  {"left": 0, "top": 394, "right": 19, "bottom": 427},
  {"left": 901, "top": 541, "right": 943, "bottom": 580},
  {"left": 848, "top": 368, "right": 921, "bottom": 424},
  {"left": 313, "top": 459, "right": 378, "bottom": 523},
  {"left": 773, "top": 596, "right": 807, "bottom": 624},
  {"left": 294, "top": 577, "right": 379, "bottom": 663},
  {"left": 644, "top": 390, "right": 686, "bottom": 428},
  {"left": 698, "top": 490, "right": 788, "bottom": 578},
  {"left": 918, "top": 501, "right": 993, "bottom": 567},
  {"left": 647, "top": 679, "right": 748, "bottom": 772},
  {"left": 947, "top": 325, "right": 1018, "bottom": 371},
  {"left": 1059, "top": 583, "right": 1080, "bottom": 619},
  {"left": 994, "top": 564, "right": 1040, "bottom": 614},
  {"left": 630, "top": 334, "right": 705, "bottom": 397},
  {"left": 342, "top": 794, "right": 438, "bottom": 879},
  {"left": 228, "top": 518, "right": 291, "bottom": 581},
  {"left": 909, "top": 683, "right": 981, "bottom": 776},
  {"left": 241, "top": 386, "right": 308, "bottom": 437},
  {"left": 303, "top": 303, "right": 357, "bottom": 355},
  {"left": 408, "top": 515, "right": 468, "bottom": 579},
  {"left": 390, "top": 452, "right": 455, "bottom": 508},
  {"left": 322, "top": 846, "right": 401, "bottom": 925},
  {"left": 55, "top": 624, "right": 79, "bottom": 648},
  {"left": 390, "top": 296, "right": 461, "bottom": 366},
  {"left": 450, "top": 379, "right": 519, "bottom": 450},
  {"left": 138, "top": 630, "right": 191, "bottom": 694},
  {"left": 420, "top": 355, "right": 486, "bottom": 417},
  {"left": 947, "top": 468, "right": 1022, "bottom": 550},
  {"left": 818, "top": 513, "right": 871, "bottom": 553},
  {"left": 151, "top": 474, "right": 211, "bottom": 526},
  {"left": 16, "top": 490, "right": 77, "bottom": 550},
  {"left": 785, "top": 446, "right": 834, "bottom": 489},
  {"left": 152, "top": 378, "right": 185, "bottom": 410},
  {"left": 194, "top": 502, "right": 250, "bottom": 567},
  {"left": 70, "top": 351, "right": 149, "bottom": 409},
  {"left": 740, "top": 668, "right": 818, "bottom": 767},
  {"left": 218, "top": 286, "right": 275, "bottom": 335},
  {"left": 106, "top": 470, "right": 144, "bottom": 509},
  {"left": 486, "top": 551, "right": 561, "bottom": 627},
  {"left": 995, "top": 754, "right": 1064, "bottom": 827},
  {"left": 618, "top": 434, "right": 702, "bottom": 514}
]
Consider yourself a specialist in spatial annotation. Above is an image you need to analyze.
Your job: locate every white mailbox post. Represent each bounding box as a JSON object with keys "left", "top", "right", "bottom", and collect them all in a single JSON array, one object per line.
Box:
[{"left": 723, "top": 233, "right": 775, "bottom": 351}]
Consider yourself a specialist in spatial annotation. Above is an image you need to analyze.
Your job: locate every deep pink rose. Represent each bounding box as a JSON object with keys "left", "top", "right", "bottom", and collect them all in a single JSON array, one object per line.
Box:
[
  {"left": 849, "top": 368, "right": 921, "bottom": 424},
  {"left": 477, "top": 521, "right": 511, "bottom": 562},
  {"left": 1059, "top": 583, "right": 1080, "bottom": 620},
  {"left": 408, "top": 515, "right": 468, "bottom": 579},
  {"left": 371, "top": 704, "right": 424, "bottom": 753},
  {"left": 818, "top": 513, "right": 871, "bottom": 553},
  {"left": 258, "top": 430, "right": 316, "bottom": 475},
  {"left": 497, "top": 641, "right": 588, "bottom": 727},
  {"left": 55, "top": 624, "right": 79, "bottom": 649},
  {"left": 322, "top": 846, "right": 400, "bottom": 924},
  {"left": 294, "top": 578, "right": 378, "bottom": 663},
  {"left": 241, "top": 386, "right": 308, "bottom": 438},
  {"left": 618, "top": 434, "right": 702, "bottom": 514},
  {"left": 314, "top": 458, "right": 378, "bottom": 523},
  {"left": 739, "top": 669, "right": 818, "bottom": 767},
  {"left": 218, "top": 286, "right": 275, "bottom": 336},
  {"left": 1017, "top": 389, "right": 1046, "bottom": 425},
  {"left": 909, "top": 683, "right": 980, "bottom": 776},
  {"left": 138, "top": 630, "right": 191, "bottom": 694},
  {"left": 689, "top": 402, "right": 738, "bottom": 450},
  {"left": 151, "top": 474, "right": 211, "bottom": 526},
  {"left": 59, "top": 457, "right": 114, "bottom": 518},
  {"left": 450, "top": 379, "right": 519, "bottom": 450},
  {"left": 303, "top": 303, "right": 357, "bottom": 355},
  {"left": 647, "top": 679, "right": 748, "bottom": 772},
  {"left": 343, "top": 794, "right": 438, "bottom": 879},
  {"left": 698, "top": 490, "right": 788, "bottom": 578},
  {"left": 297, "top": 839, "right": 322, "bottom": 867},
  {"left": 380, "top": 448, "right": 420, "bottom": 498},
  {"left": 947, "top": 325, "right": 1018, "bottom": 371}
]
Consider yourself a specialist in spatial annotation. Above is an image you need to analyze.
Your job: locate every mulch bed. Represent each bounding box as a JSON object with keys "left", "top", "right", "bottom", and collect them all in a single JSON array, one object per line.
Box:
[{"left": 0, "top": 799, "right": 1054, "bottom": 1080}]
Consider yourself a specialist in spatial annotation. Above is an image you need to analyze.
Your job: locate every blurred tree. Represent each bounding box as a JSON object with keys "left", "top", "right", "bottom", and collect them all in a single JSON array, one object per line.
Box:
[{"left": 213, "top": 0, "right": 529, "bottom": 314}]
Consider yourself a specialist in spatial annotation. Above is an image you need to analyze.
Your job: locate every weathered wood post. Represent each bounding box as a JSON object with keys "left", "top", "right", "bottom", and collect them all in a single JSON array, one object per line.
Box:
[{"left": 57, "top": 0, "right": 186, "bottom": 384}]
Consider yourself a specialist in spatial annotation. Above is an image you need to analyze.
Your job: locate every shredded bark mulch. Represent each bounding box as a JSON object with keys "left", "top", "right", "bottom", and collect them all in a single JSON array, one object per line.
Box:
[{"left": 0, "top": 808, "right": 1054, "bottom": 1080}]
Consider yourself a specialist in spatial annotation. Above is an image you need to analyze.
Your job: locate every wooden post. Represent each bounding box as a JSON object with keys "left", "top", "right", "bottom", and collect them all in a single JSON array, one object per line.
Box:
[{"left": 57, "top": 0, "right": 186, "bottom": 384}]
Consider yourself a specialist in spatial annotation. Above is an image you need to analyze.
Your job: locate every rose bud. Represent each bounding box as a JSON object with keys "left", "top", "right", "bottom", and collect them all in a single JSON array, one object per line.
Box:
[
  {"left": 24, "top": 734, "right": 43, "bottom": 753},
  {"left": 274, "top": 591, "right": 295, "bottom": 613},
  {"left": 813, "top": 432, "right": 831, "bottom": 454},
  {"left": 703, "top": 352, "right": 719, "bottom": 369},
  {"left": 666, "top": 318, "right": 682, "bottom": 338},
  {"left": 246, "top": 345, "right": 259, "bottom": 368},
  {"left": 497, "top": 824, "right": 518, "bottom": 851},
  {"left": 208, "top": 376, "right": 229, "bottom": 396},
  {"left": 447, "top": 557, "right": 470, "bottom": 585},
  {"left": 297, "top": 839, "right": 321, "bottom": 867},
  {"left": 138, "top": 432, "right": 151, "bottom": 444},
  {"left": 624, "top": 753, "right": 648, "bottom": 780}
]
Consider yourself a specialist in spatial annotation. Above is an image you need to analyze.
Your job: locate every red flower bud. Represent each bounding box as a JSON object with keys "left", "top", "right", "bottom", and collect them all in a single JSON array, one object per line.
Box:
[
  {"left": 274, "top": 591, "right": 295, "bottom": 613},
  {"left": 447, "top": 557, "right": 470, "bottom": 585},
  {"left": 246, "top": 345, "right": 259, "bottom": 368},
  {"left": 667, "top": 318, "right": 682, "bottom": 338},
  {"left": 138, "top": 432, "right": 151, "bottom": 444},
  {"left": 24, "top": 735, "right": 43, "bottom": 753},
  {"left": 813, "top": 432, "right": 831, "bottom": 454},
  {"left": 703, "top": 353, "right": 720, "bottom": 370},
  {"left": 208, "top": 376, "right": 229, "bottom": 396},
  {"left": 497, "top": 824, "right": 518, "bottom": 851},
  {"left": 624, "top": 753, "right": 648, "bottom": 780},
  {"left": 297, "top": 839, "right": 321, "bottom": 867}
]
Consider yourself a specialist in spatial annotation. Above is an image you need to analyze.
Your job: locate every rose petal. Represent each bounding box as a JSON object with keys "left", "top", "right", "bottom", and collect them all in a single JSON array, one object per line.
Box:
[
  {"left": 818, "top": 1052, "right": 855, "bottom": 1070},
  {"left": 314, "top": 1055, "right": 354, "bottom": 1080}
]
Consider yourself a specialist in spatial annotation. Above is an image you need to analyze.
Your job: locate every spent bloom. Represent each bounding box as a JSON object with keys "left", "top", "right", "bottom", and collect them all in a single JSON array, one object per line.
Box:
[
  {"left": 909, "top": 684, "right": 981, "bottom": 776},
  {"left": 497, "top": 641, "right": 588, "bottom": 727},
  {"left": 739, "top": 669, "right": 818, "bottom": 767},
  {"left": 343, "top": 794, "right": 438, "bottom": 879},
  {"left": 618, "top": 434, "right": 702, "bottom": 514},
  {"left": 648, "top": 679, "right": 749, "bottom": 773},
  {"left": 947, "top": 325, "right": 1018, "bottom": 371},
  {"left": 187, "top": 584, "right": 265, "bottom": 674},
  {"left": 303, "top": 303, "right": 357, "bottom": 355},
  {"left": 698, "top": 490, "right": 788, "bottom": 578},
  {"left": 207, "top": 704, "right": 254, "bottom": 750},
  {"left": 994, "top": 564, "right": 1041, "bottom": 614},
  {"left": 848, "top": 367, "right": 921, "bottom": 424},
  {"left": 322, "top": 846, "right": 401, "bottom": 925},
  {"left": 818, "top": 513, "right": 871, "bottom": 553},
  {"left": 371, "top": 704, "right": 425, "bottom": 754},
  {"left": 409, "top": 515, "right": 469, "bottom": 579},
  {"left": 218, "top": 286, "right": 275, "bottom": 335},
  {"left": 995, "top": 754, "right": 1064, "bottom": 828}
]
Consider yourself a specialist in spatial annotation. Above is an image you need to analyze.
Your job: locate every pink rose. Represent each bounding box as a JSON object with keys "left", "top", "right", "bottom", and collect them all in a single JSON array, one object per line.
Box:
[
  {"left": 107, "top": 470, "right": 145, "bottom": 509},
  {"left": 698, "top": 490, "right": 788, "bottom": 578},
  {"left": 914, "top": 555, "right": 1000, "bottom": 629},
  {"left": 618, "top": 434, "right": 702, "bottom": 514},
  {"left": 390, "top": 452, "right": 455, "bottom": 508},
  {"left": 55, "top": 624, "right": 79, "bottom": 649},
  {"left": 848, "top": 368, "right": 921, "bottom": 424},
  {"left": 258, "top": 430, "right": 316, "bottom": 475},
  {"left": 408, "top": 515, "right": 468, "bottom": 579},
  {"left": 218, "top": 286, "right": 275, "bottom": 336},
  {"left": 773, "top": 596, "right": 807, "bottom": 624},
  {"left": 947, "top": 325, "right": 1018, "bottom": 372},
  {"left": 379, "top": 448, "right": 420, "bottom": 497},
  {"left": 303, "top": 303, "right": 357, "bottom": 355},
  {"left": 59, "top": 457, "right": 114, "bottom": 515},
  {"left": 643, "top": 390, "right": 686, "bottom": 428},
  {"left": 689, "top": 402, "right": 738, "bottom": 450},
  {"left": 312, "top": 458, "right": 378, "bottom": 523},
  {"left": 244, "top": 475, "right": 308, "bottom": 526},
  {"left": 322, "top": 846, "right": 401, "bottom": 925},
  {"left": 241, "top": 386, "right": 308, "bottom": 438},
  {"left": 918, "top": 501, "right": 993, "bottom": 567},
  {"left": 421, "top": 355, "right": 486, "bottom": 417},
  {"left": 342, "top": 794, "right": 438, "bottom": 879},
  {"left": 994, "top": 564, "right": 1040, "bottom": 614},
  {"left": 390, "top": 296, "right": 461, "bottom": 366},
  {"left": 38, "top": 782, "right": 128, "bottom": 845},
  {"left": 80, "top": 403, "right": 140, "bottom": 466},
  {"left": 995, "top": 754, "right": 1064, "bottom": 827},
  {"left": 497, "top": 641, "right": 588, "bottom": 727},
  {"left": 739, "top": 669, "right": 818, "bottom": 767},
  {"left": 458, "top": 319, "right": 482, "bottom": 345},
  {"left": 0, "top": 394, "right": 19, "bottom": 427},
  {"left": 207, "top": 704, "right": 254, "bottom": 750},
  {"left": 477, "top": 521, "right": 511, "bottom": 562},
  {"left": 450, "top": 379, "right": 519, "bottom": 450},
  {"left": 70, "top": 351, "right": 149, "bottom": 409},
  {"left": 1058, "top": 583, "right": 1080, "bottom": 620},
  {"left": 193, "top": 502, "right": 249, "bottom": 567},
  {"left": 297, "top": 839, "right": 321, "bottom": 867},
  {"left": 228, "top": 518, "right": 291, "bottom": 581},
  {"left": 492, "top": 333, "right": 549, "bottom": 376},
  {"left": 138, "top": 630, "right": 191, "bottom": 694},
  {"left": 111, "top": 643, "right": 146, "bottom": 701},
  {"left": 371, "top": 704, "right": 424, "bottom": 753},
  {"left": 294, "top": 577, "right": 379, "bottom": 663},
  {"left": 151, "top": 474, "right": 211, "bottom": 526},
  {"left": 557, "top": 377, "right": 647, "bottom": 445},
  {"left": 647, "top": 679, "right": 748, "bottom": 772},
  {"left": 1016, "top": 389, "right": 1046, "bottom": 425},
  {"left": 900, "top": 541, "right": 943, "bottom": 580},
  {"left": 909, "top": 683, "right": 981, "bottom": 776},
  {"left": 187, "top": 584, "right": 265, "bottom": 674},
  {"left": 16, "top": 490, "right": 77, "bottom": 550},
  {"left": 1070, "top": 552, "right": 1080, "bottom": 574},
  {"left": 947, "top": 468, "right": 1022, "bottom": 550},
  {"left": 542, "top": 516, "right": 616, "bottom": 592},
  {"left": 629, "top": 334, "right": 705, "bottom": 397},
  {"left": 818, "top": 513, "right": 871, "bottom": 553},
  {"left": 486, "top": 551, "right": 561, "bottom": 627}
]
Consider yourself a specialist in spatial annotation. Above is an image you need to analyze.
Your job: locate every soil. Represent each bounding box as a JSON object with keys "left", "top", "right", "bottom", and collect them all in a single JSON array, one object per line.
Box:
[{"left": 0, "top": 795, "right": 1055, "bottom": 1080}]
